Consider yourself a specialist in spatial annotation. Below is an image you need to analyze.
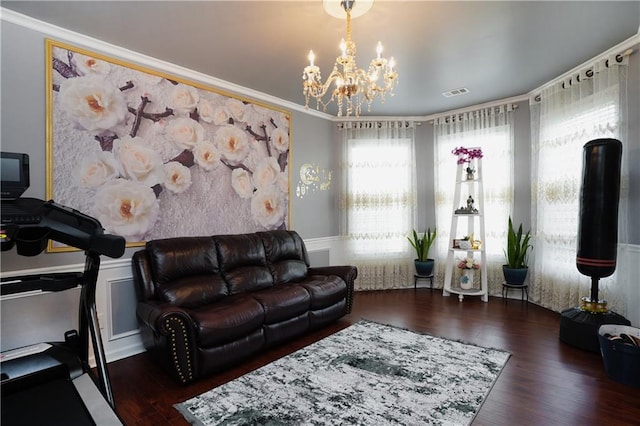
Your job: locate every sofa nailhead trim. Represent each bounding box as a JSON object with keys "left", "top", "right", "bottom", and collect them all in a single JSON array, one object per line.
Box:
[{"left": 165, "top": 316, "right": 193, "bottom": 383}]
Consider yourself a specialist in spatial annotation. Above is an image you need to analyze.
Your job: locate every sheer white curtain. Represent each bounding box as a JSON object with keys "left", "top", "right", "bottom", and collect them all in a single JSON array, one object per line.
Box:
[
  {"left": 530, "top": 57, "right": 629, "bottom": 314},
  {"left": 433, "top": 105, "right": 515, "bottom": 294},
  {"left": 339, "top": 121, "right": 417, "bottom": 290}
]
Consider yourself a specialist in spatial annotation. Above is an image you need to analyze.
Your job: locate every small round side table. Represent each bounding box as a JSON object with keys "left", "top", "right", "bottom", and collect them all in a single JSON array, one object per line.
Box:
[
  {"left": 414, "top": 274, "right": 434, "bottom": 290},
  {"left": 502, "top": 282, "right": 529, "bottom": 302}
]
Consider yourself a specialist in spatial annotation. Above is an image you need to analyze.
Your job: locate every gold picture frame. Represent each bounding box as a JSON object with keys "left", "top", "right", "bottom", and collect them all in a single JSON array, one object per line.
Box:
[{"left": 45, "top": 39, "right": 291, "bottom": 252}]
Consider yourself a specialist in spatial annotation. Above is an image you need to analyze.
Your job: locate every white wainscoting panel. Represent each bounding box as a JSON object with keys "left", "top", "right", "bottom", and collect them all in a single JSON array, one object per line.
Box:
[
  {"left": 3, "top": 239, "right": 636, "bottom": 362},
  {"left": 0, "top": 285, "right": 82, "bottom": 352},
  {"left": 1, "top": 236, "right": 345, "bottom": 363},
  {"left": 97, "top": 261, "right": 145, "bottom": 362},
  {"left": 0, "top": 259, "right": 143, "bottom": 363},
  {"left": 305, "top": 236, "right": 345, "bottom": 266},
  {"left": 622, "top": 244, "right": 640, "bottom": 327}
]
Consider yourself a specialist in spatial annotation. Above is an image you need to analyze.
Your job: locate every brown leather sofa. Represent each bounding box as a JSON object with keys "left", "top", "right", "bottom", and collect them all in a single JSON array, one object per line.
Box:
[{"left": 131, "top": 230, "right": 357, "bottom": 384}]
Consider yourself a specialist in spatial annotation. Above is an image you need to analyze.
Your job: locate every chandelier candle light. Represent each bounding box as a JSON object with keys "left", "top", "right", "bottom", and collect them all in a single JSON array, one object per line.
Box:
[{"left": 302, "top": 0, "right": 398, "bottom": 117}]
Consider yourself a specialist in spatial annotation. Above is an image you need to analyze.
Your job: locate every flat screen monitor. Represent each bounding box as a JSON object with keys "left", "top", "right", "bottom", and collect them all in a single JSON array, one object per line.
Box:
[{"left": 1, "top": 152, "right": 30, "bottom": 200}]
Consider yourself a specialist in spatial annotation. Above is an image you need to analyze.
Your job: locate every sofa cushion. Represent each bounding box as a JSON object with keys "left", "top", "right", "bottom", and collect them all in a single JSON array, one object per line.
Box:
[
  {"left": 197, "top": 329, "right": 265, "bottom": 376},
  {"left": 190, "top": 295, "right": 265, "bottom": 347},
  {"left": 309, "top": 300, "right": 347, "bottom": 329},
  {"left": 214, "top": 234, "right": 273, "bottom": 294},
  {"left": 146, "top": 237, "right": 226, "bottom": 306},
  {"left": 299, "top": 275, "right": 347, "bottom": 309},
  {"left": 258, "top": 230, "right": 309, "bottom": 284},
  {"left": 250, "top": 284, "right": 311, "bottom": 324},
  {"left": 146, "top": 237, "right": 218, "bottom": 284},
  {"left": 160, "top": 275, "right": 228, "bottom": 308},
  {"left": 263, "top": 313, "right": 309, "bottom": 347}
]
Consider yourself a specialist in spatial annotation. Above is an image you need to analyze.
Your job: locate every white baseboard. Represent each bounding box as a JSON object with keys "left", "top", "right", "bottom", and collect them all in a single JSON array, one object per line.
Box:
[{"left": 1, "top": 236, "right": 347, "bottom": 363}]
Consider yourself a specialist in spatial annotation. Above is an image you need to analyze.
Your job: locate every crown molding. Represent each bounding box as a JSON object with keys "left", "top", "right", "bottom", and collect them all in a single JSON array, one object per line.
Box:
[
  {"left": 1, "top": 8, "right": 335, "bottom": 120},
  {"left": 528, "top": 33, "right": 640, "bottom": 99}
]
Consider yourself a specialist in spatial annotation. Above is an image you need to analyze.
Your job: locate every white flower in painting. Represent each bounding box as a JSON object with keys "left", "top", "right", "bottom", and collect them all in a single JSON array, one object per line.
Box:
[
  {"left": 253, "top": 157, "right": 281, "bottom": 190},
  {"left": 270, "top": 127, "right": 289, "bottom": 153},
  {"left": 71, "top": 54, "right": 110, "bottom": 76},
  {"left": 59, "top": 76, "right": 127, "bottom": 132},
  {"left": 231, "top": 168, "right": 254, "bottom": 199},
  {"left": 251, "top": 185, "right": 286, "bottom": 230},
  {"left": 163, "top": 161, "right": 192, "bottom": 194},
  {"left": 198, "top": 99, "right": 215, "bottom": 123},
  {"left": 271, "top": 112, "right": 290, "bottom": 133},
  {"left": 170, "top": 84, "right": 199, "bottom": 115},
  {"left": 113, "top": 135, "right": 164, "bottom": 186},
  {"left": 76, "top": 151, "right": 119, "bottom": 188},
  {"left": 167, "top": 117, "right": 205, "bottom": 151},
  {"left": 213, "top": 106, "right": 231, "bottom": 126},
  {"left": 193, "top": 141, "right": 221, "bottom": 171},
  {"left": 243, "top": 105, "right": 264, "bottom": 130},
  {"left": 226, "top": 98, "right": 249, "bottom": 123},
  {"left": 215, "top": 125, "right": 249, "bottom": 165},
  {"left": 277, "top": 171, "right": 288, "bottom": 194},
  {"left": 246, "top": 119, "right": 266, "bottom": 137},
  {"left": 93, "top": 179, "right": 159, "bottom": 240}
]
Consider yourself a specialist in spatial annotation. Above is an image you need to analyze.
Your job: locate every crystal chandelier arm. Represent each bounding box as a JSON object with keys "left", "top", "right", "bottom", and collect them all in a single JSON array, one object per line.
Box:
[
  {"left": 304, "top": 62, "right": 348, "bottom": 111},
  {"left": 301, "top": 0, "right": 398, "bottom": 116}
]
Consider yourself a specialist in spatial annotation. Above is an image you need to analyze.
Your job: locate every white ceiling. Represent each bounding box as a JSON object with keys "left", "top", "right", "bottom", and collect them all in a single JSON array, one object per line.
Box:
[{"left": 2, "top": 1, "right": 639, "bottom": 117}]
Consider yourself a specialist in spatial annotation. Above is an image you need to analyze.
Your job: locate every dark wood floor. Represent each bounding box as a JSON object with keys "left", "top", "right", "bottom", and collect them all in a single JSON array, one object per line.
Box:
[{"left": 108, "top": 289, "right": 640, "bottom": 425}]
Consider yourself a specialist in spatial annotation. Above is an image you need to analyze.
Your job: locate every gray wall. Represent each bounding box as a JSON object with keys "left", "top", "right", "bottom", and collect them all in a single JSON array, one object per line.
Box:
[
  {"left": 628, "top": 48, "right": 640, "bottom": 245},
  {"left": 290, "top": 112, "right": 338, "bottom": 239},
  {"left": 1, "top": 18, "right": 638, "bottom": 266},
  {"left": 0, "top": 20, "right": 335, "bottom": 272},
  {"left": 1, "top": 13, "right": 639, "bottom": 351},
  {"left": 415, "top": 123, "right": 436, "bottom": 231}
]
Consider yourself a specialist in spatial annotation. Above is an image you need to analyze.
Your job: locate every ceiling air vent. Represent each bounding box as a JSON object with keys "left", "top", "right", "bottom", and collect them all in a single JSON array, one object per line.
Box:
[{"left": 442, "top": 87, "right": 470, "bottom": 98}]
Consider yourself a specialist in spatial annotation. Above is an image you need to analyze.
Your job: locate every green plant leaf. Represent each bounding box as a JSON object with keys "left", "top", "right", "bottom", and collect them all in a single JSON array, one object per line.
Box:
[
  {"left": 505, "top": 216, "right": 532, "bottom": 268},
  {"left": 408, "top": 228, "right": 436, "bottom": 261}
]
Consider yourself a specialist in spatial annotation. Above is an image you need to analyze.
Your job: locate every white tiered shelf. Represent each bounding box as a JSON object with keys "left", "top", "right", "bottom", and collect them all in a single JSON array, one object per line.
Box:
[{"left": 443, "top": 154, "right": 488, "bottom": 302}]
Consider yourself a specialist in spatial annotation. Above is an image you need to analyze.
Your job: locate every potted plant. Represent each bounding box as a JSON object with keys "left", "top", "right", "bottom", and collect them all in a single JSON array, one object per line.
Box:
[
  {"left": 452, "top": 146, "right": 483, "bottom": 180},
  {"left": 408, "top": 228, "right": 437, "bottom": 276},
  {"left": 503, "top": 216, "right": 533, "bottom": 286}
]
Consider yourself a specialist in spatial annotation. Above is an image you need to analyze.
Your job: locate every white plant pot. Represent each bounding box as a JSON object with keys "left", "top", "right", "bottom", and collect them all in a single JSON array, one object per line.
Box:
[{"left": 460, "top": 269, "right": 474, "bottom": 289}]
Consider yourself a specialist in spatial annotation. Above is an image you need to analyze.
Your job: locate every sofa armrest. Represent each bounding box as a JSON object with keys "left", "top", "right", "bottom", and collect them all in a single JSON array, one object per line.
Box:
[
  {"left": 136, "top": 300, "right": 193, "bottom": 332},
  {"left": 308, "top": 265, "right": 358, "bottom": 313},
  {"left": 132, "top": 249, "right": 156, "bottom": 301},
  {"left": 136, "top": 301, "right": 198, "bottom": 384}
]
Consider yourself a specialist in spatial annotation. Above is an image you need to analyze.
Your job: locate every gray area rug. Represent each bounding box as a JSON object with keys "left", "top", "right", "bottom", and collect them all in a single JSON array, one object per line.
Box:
[{"left": 175, "top": 320, "right": 510, "bottom": 425}]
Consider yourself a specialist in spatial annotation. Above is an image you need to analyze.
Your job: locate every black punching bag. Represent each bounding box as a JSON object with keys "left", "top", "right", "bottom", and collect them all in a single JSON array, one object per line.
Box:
[
  {"left": 576, "top": 138, "right": 622, "bottom": 299},
  {"left": 560, "top": 138, "right": 629, "bottom": 353}
]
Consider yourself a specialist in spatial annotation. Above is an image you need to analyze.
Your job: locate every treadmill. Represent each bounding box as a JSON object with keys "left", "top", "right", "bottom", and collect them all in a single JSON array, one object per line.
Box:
[{"left": 1, "top": 193, "right": 126, "bottom": 425}]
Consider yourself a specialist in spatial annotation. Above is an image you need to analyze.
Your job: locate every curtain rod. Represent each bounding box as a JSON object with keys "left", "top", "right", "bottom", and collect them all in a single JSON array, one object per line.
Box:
[
  {"left": 336, "top": 121, "right": 421, "bottom": 128},
  {"left": 429, "top": 103, "right": 518, "bottom": 125},
  {"left": 533, "top": 48, "right": 634, "bottom": 102},
  {"left": 530, "top": 33, "right": 638, "bottom": 102},
  {"left": 423, "top": 93, "right": 527, "bottom": 124}
]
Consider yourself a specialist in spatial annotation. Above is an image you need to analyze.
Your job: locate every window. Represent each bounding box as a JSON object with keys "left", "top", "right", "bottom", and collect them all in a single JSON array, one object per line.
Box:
[
  {"left": 433, "top": 106, "right": 515, "bottom": 291},
  {"left": 339, "top": 121, "right": 417, "bottom": 290},
  {"left": 345, "top": 138, "right": 414, "bottom": 256},
  {"left": 531, "top": 71, "right": 625, "bottom": 312}
]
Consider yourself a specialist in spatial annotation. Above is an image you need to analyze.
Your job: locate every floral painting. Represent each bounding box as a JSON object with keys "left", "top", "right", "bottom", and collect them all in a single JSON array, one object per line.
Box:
[{"left": 46, "top": 40, "right": 291, "bottom": 250}]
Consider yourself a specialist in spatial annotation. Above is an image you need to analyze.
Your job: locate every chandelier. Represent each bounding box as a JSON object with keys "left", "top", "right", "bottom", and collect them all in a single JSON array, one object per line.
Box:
[{"left": 302, "top": 0, "right": 398, "bottom": 117}]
